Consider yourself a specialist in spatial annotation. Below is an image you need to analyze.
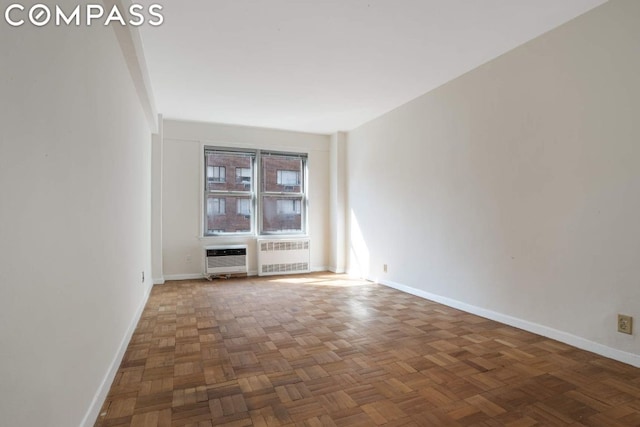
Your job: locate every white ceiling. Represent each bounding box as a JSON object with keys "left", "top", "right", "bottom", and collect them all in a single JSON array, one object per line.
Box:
[{"left": 138, "top": 0, "right": 607, "bottom": 135}]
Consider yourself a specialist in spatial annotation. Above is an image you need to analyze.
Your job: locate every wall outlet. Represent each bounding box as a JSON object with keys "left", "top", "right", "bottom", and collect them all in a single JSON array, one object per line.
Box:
[
  {"left": 618, "top": 314, "right": 633, "bottom": 334},
  {"left": 383, "top": 264, "right": 388, "bottom": 273},
  {"left": 141, "top": 271, "right": 145, "bottom": 283}
]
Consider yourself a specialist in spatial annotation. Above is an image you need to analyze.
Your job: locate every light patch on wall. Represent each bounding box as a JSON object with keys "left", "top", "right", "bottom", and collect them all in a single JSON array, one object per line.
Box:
[{"left": 349, "top": 209, "right": 370, "bottom": 278}]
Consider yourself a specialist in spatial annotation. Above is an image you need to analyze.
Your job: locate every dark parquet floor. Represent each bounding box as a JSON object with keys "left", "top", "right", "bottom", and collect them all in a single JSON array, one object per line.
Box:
[{"left": 95, "top": 274, "right": 640, "bottom": 426}]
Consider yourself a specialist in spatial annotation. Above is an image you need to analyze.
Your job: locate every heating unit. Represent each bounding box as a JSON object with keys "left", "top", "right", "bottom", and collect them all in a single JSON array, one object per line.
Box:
[{"left": 257, "top": 238, "right": 311, "bottom": 276}]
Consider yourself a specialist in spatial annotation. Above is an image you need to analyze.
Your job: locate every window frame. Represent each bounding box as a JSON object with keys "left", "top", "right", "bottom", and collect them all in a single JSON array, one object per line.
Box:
[
  {"left": 258, "top": 150, "right": 308, "bottom": 236},
  {"left": 202, "top": 146, "right": 308, "bottom": 237},
  {"left": 203, "top": 148, "right": 256, "bottom": 236}
]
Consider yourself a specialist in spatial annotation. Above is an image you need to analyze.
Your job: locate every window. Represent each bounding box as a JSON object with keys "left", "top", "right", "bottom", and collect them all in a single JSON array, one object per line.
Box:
[
  {"left": 237, "top": 198, "right": 251, "bottom": 216},
  {"left": 276, "top": 170, "right": 300, "bottom": 186},
  {"left": 204, "top": 147, "right": 307, "bottom": 235},
  {"left": 261, "top": 152, "right": 306, "bottom": 234},
  {"left": 207, "top": 198, "right": 225, "bottom": 217},
  {"left": 207, "top": 166, "right": 225, "bottom": 183},
  {"left": 276, "top": 199, "right": 301, "bottom": 215},
  {"left": 204, "top": 150, "right": 254, "bottom": 234},
  {"left": 236, "top": 167, "right": 251, "bottom": 184}
]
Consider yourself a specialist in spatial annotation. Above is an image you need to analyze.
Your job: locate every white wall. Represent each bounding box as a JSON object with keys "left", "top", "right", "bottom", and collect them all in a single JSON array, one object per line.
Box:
[
  {"left": 347, "top": 0, "right": 639, "bottom": 366},
  {"left": 151, "top": 118, "right": 164, "bottom": 283},
  {"left": 0, "top": 8, "right": 153, "bottom": 427},
  {"left": 329, "top": 132, "right": 347, "bottom": 273},
  {"left": 160, "top": 120, "right": 330, "bottom": 278}
]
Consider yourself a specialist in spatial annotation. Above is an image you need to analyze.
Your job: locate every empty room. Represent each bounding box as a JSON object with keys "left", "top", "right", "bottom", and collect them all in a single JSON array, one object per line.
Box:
[{"left": 1, "top": 0, "right": 639, "bottom": 426}]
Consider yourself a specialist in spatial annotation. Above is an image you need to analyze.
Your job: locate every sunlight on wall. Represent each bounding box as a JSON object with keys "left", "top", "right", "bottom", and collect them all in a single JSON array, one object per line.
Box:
[{"left": 349, "top": 209, "right": 370, "bottom": 278}]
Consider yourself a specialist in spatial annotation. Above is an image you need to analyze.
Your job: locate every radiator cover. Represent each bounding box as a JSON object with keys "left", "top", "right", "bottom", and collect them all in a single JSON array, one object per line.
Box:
[{"left": 257, "top": 238, "right": 310, "bottom": 276}]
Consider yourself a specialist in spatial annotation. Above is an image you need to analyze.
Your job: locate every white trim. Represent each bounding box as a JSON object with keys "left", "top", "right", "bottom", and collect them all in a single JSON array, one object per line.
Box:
[
  {"left": 153, "top": 278, "right": 165, "bottom": 285},
  {"left": 375, "top": 277, "right": 640, "bottom": 369},
  {"left": 328, "top": 266, "right": 346, "bottom": 274},
  {"left": 80, "top": 281, "right": 154, "bottom": 427},
  {"left": 311, "top": 266, "right": 329, "bottom": 273}
]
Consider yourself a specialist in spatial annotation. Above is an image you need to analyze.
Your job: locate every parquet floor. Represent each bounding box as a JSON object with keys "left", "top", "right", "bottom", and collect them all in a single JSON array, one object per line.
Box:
[{"left": 95, "top": 274, "right": 640, "bottom": 426}]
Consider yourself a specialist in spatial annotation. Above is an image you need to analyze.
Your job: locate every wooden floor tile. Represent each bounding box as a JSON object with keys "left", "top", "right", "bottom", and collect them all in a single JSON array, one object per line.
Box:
[{"left": 95, "top": 273, "right": 640, "bottom": 426}]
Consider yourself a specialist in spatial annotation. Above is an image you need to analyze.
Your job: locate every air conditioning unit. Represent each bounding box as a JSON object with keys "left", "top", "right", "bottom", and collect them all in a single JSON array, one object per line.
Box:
[
  {"left": 205, "top": 245, "right": 248, "bottom": 277},
  {"left": 257, "top": 238, "right": 310, "bottom": 276}
]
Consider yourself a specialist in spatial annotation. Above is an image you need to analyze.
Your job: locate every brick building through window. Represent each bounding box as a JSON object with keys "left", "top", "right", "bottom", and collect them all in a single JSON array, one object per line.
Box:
[{"left": 204, "top": 149, "right": 306, "bottom": 235}]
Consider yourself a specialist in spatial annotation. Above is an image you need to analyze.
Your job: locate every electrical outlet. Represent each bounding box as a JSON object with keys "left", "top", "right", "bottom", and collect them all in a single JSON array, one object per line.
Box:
[
  {"left": 141, "top": 271, "right": 145, "bottom": 283},
  {"left": 383, "top": 264, "right": 388, "bottom": 273},
  {"left": 618, "top": 314, "right": 633, "bottom": 334}
]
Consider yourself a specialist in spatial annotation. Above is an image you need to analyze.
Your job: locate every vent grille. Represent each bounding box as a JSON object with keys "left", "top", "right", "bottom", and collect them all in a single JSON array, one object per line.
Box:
[
  {"left": 260, "top": 240, "right": 309, "bottom": 252},
  {"left": 205, "top": 245, "right": 248, "bottom": 275},
  {"left": 207, "top": 255, "right": 246, "bottom": 269},
  {"left": 261, "top": 262, "right": 309, "bottom": 274}
]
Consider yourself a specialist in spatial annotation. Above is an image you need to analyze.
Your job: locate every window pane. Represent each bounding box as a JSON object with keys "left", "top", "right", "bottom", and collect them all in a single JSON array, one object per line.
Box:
[
  {"left": 206, "top": 195, "right": 251, "bottom": 234},
  {"left": 205, "top": 152, "right": 252, "bottom": 192},
  {"left": 262, "top": 156, "right": 303, "bottom": 193},
  {"left": 262, "top": 196, "right": 303, "bottom": 233}
]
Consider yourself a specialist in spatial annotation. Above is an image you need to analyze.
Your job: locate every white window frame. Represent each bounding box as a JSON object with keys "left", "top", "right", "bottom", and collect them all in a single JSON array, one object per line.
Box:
[
  {"left": 204, "top": 148, "right": 255, "bottom": 236},
  {"left": 259, "top": 151, "right": 307, "bottom": 235},
  {"left": 203, "top": 147, "right": 307, "bottom": 237}
]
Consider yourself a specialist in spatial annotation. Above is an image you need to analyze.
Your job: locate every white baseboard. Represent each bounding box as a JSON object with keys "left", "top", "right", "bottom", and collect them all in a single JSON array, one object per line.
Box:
[
  {"left": 375, "top": 277, "right": 640, "bottom": 369},
  {"left": 80, "top": 281, "right": 154, "bottom": 427},
  {"left": 153, "top": 277, "right": 165, "bottom": 285},
  {"left": 328, "top": 266, "right": 346, "bottom": 274},
  {"left": 165, "top": 271, "right": 260, "bottom": 280},
  {"left": 164, "top": 268, "right": 328, "bottom": 282}
]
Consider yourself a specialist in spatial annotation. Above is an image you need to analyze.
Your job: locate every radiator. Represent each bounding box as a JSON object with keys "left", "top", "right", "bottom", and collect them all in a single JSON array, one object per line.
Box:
[
  {"left": 257, "top": 238, "right": 310, "bottom": 276},
  {"left": 205, "top": 245, "right": 248, "bottom": 276}
]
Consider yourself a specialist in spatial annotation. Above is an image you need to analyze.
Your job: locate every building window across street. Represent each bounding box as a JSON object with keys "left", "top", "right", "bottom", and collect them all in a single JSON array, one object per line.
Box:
[{"left": 207, "top": 166, "right": 225, "bottom": 183}]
